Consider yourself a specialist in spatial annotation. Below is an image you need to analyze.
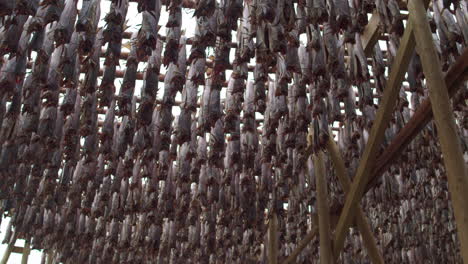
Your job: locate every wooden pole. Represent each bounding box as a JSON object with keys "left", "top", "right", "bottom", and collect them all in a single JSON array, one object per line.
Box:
[
  {"left": 408, "top": 0, "right": 468, "bottom": 262},
  {"left": 327, "top": 136, "right": 384, "bottom": 264},
  {"left": 0, "top": 232, "right": 18, "bottom": 264},
  {"left": 46, "top": 251, "right": 54, "bottom": 264},
  {"left": 268, "top": 213, "right": 279, "bottom": 264},
  {"left": 314, "top": 152, "right": 333, "bottom": 264},
  {"left": 362, "top": 12, "right": 382, "bottom": 56},
  {"left": 0, "top": 245, "right": 13, "bottom": 264},
  {"left": 21, "top": 240, "right": 30, "bottom": 264}
]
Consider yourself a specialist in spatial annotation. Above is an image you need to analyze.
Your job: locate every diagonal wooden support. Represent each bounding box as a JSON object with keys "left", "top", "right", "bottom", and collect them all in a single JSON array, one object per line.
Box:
[
  {"left": 362, "top": 12, "right": 382, "bottom": 56},
  {"left": 327, "top": 136, "right": 384, "bottom": 264},
  {"left": 314, "top": 152, "right": 333, "bottom": 264},
  {"left": 366, "top": 47, "right": 468, "bottom": 193},
  {"left": 282, "top": 225, "right": 319, "bottom": 264},
  {"left": 407, "top": 0, "right": 468, "bottom": 262},
  {"left": 332, "top": 0, "right": 430, "bottom": 260}
]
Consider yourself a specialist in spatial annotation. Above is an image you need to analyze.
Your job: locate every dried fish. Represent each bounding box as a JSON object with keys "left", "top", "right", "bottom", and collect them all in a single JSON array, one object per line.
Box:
[
  {"left": 0, "top": 0, "right": 16, "bottom": 16},
  {"left": 162, "top": 62, "right": 184, "bottom": 105},
  {"left": 0, "top": 1, "right": 464, "bottom": 262},
  {"left": 54, "top": 0, "right": 77, "bottom": 46},
  {"left": 163, "top": 6, "right": 181, "bottom": 66},
  {"left": 173, "top": 109, "right": 190, "bottom": 145},
  {"left": 58, "top": 32, "right": 79, "bottom": 88},
  {"left": 28, "top": 0, "right": 64, "bottom": 33},
  {"left": 118, "top": 32, "right": 139, "bottom": 116},
  {"left": 254, "top": 63, "right": 267, "bottom": 114},
  {"left": 256, "top": 0, "right": 276, "bottom": 23},
  {"left": 81, "top": 29, "right": 103, "bottom": 95},
  {"left": 137, "top": 0, "right": 161, "bottom": 60},
  {"left": 335, "top": 0, "right": 351, "bottom": 30},
  {"left": 76, "top": 0, "right": 100, "bottom": 33},
  {"left": 76, "top": 0, "right": 101, "bottom": 55},
  {"left": 0, "top": 56, "right": 26, "bottom": 97},
  {"left": 193, "top": 14, "right": 217, "bottom": 47},
  {"left": 0, "top": 15, "right": 28, "bottom": 57}
]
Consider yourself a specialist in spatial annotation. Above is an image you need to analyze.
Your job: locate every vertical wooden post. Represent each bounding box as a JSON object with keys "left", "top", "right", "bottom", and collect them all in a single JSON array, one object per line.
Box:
[
  {"left": 46, "top": 251, "right": 54, "bottom": 264},
  {"left": 314, "top": 152, "right": 333, "bottom": 264},
  {"left": 327, "top": 136, "right": 384, "bottom": 264},
  {"left": 41, "top": 251, "right": 47, "bottom": 264},
  {"left": 21, "top": 240, "right": 30, "bottom": 264},
  {"left": 0, "top": 245, "right": 14, "bottom": 264},
  {"left": 408, "top": 0, "right": 468, "bottom": 263},
  {"left": 0, "top": 232, "right": 18, "bottom": 264},
  {"left": 268, "top": 213, "right": 279, "bottom": 264}
]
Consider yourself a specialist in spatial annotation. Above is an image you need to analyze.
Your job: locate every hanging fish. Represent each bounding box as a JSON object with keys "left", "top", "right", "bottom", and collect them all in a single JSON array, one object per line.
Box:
[
  {"left": 81, "top": 29, "right": 103, "bottom": 95},
  {"left": 54, "top": 0, "right": 77, "bottom": 46},
  {"left": 118, "top": 32, "right": 139, "bottom": 116},
  {"left": 136, "top": 0, "right": 161, "bottom": 60},
  {"left": 162, "top": 63, "right": 184, "bottom": 105},
  {"left": 0, "top": 15, "right": 28, "bottom": 57},
  {"left": 175, "top": 109, "right": 191, "bottom": 145},
  {"left": 28, "top": 0, "right": 64, "bottom": 33},
  {"left": 58, "top": 32, "right": 79, "bottom": 88}
]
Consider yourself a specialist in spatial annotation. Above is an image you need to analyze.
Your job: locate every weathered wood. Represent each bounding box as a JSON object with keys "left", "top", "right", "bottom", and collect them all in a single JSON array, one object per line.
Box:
[
  {"left": 327, "top": 135, "right": 384, "bottom": 264},
  {"left": 332, "top": 1, "right": 430, "bottom": 259},
  {"left": 268, "top": 213, "right": 279, "bottom": 264},
  {"left": 362, "top": 12, "right": 382, "bottom": 56},
  {"left": 0, "top": 232, "right": 18, "bottom": 264},
  {"left": 408, "top": 0, "right": 468, "bottom": 262},
  {"left": 21, "top": 241, "right": 30, "bottom": 264},
  {"left": 367, "top": 47, "right": 468, "bottom": 193},
  {"left": 314, "top": 151, "right": 333, "bottom": 264},
  {"left": 46, "top": 251, "right": 54, "bottom": 264},
  {"left": 11, "top": 246, "right": 24, "bottom": 254}
]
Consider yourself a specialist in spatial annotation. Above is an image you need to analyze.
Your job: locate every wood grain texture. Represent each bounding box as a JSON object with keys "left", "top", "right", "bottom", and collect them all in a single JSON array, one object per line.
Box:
[{"left": 408, "top": 0, "right": 468, "bottom": 262}]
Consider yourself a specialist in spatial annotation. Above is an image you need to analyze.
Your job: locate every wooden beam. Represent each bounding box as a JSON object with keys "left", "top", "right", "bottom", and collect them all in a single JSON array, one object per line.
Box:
[
  {"left": 11, "top": 246, "right": 24, "bottom": 254},
  {"left": 0, "top": 247, "right": 13, "bottom": 264},
  {"left": 327, "top": 135, "right": 384, "bottom": 264},
  {"left": 21, "top": 241, "right": 30, "bottom": 264},
  {"left": 362, "top": 12, "right": 382, "bottom": 56},
  {"left": 46, "top": 251, "right": 54, "bottom": 264},
  {"left": 331, "top": 0, "right": 430, "bottom": 260},
  {"left": 408, "top": 0, "right": 468, "bottom": 263},
  {"left": 314, "top": 151, "right": 333, "bottom": 264},
  {"left": 0, "top": 232, "right": 18, "bottom": 264},
  {"left": 268, "top": 213, "right": 279, "bottom": 264},
  {"left": 366, "top": 47, "right": 468, "bottom": 193}
]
